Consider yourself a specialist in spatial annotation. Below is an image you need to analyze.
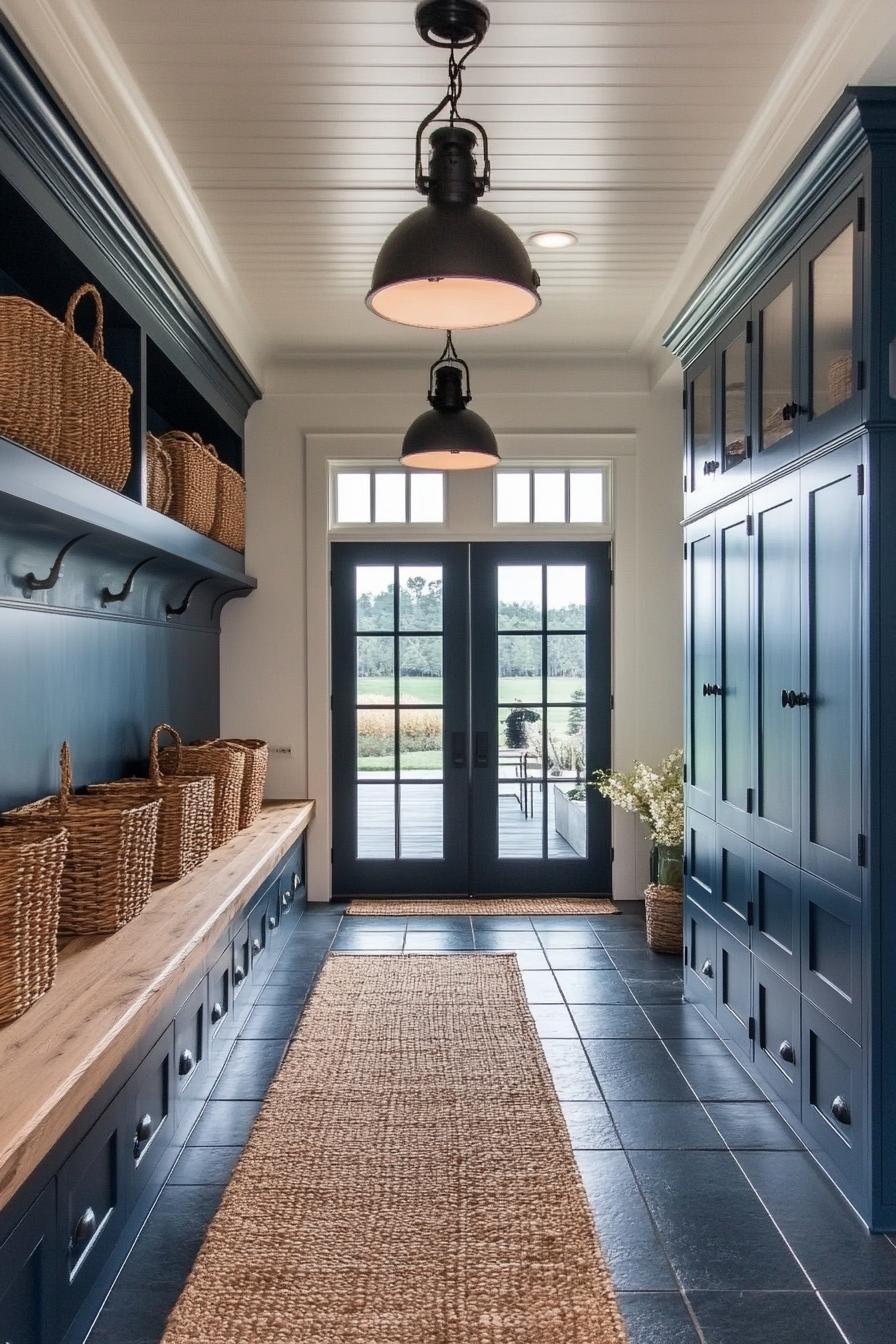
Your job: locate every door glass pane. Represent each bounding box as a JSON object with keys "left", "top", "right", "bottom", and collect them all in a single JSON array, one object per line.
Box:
[
  {"left": 357, "top": 784, "right": 395, "bottom": 859},
  {"left": 398, "top": 566, "right": 442, "bottom": 631},
  {"left": 409, "top": 472, "right": 444, "bottom": 523},
  {"left": 499, "top": 781, "right": 543, "bottom": 858},
  {"left": 760, "top": 284, "right": 793, "bottom": 449},
  {"left": 399, "top": 635, "right": 443, "bottom": 704},
  {"left": 498, "top": 566, "right": 542, "bottom": 629},
  {"left": 533, "top": 472, "right": 566, "bottom": 522},
  {"left": 374, "top": 472, "right": 406, "bottom": 523},
  {"left": 692, "top": 366, "right": 713, "bottom": 473},
  {"left": 496, "top": 472, "right": 530, "bottom": 523},
  {"left": 356, "top": 566, "right": 394, "bottom": 631},
  {"left": 549, "top": 783, "right": 588, "bottom": 857},
  {"left": 400, "top": 783, "right": 443, "bottom": 858},
  {"left": 498, "top": 634, "right": 541, "bottom": 703},
  {"left": 399, "top": 707, "right": 442, "bottom": 778},
  {"left": 811, "top": 225, "right": 853, "bottom": 417},
  {"left": 336, "top": 473, "right": 370, "bottom": 523},
  {"left": 546, "top": 705, "right": 585, "bottom": 780},
  {"left": 357, "top": 636, "right": 393, "bottom": 704},
  {"left": 498, "top": 706, "right": 542, "bottom": 772},
  {"left": 547, "top": 634, "right": 585, "bottom": 702},
  {"left": 569, "top": 472, "right": 604, "bottom": 524},
  {"left": 722, "top": 332, "right": 747, "bottom": 471},
  {"left": 547, "top": 566, "right": 586, "bottom": 629},
  {"left": 357, "top": 708, "right": 394, "bottom": 774}
]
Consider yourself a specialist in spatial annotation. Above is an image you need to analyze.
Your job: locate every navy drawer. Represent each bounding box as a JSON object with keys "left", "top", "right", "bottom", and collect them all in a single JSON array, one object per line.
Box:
[
  {"left": 209, "top": 943, "right": 234, "bottom": 1052},
  {"left": 801, "top": 874, "right": 862, "bottom": 1043},
  {"left": 802, "top": 999, "right": 864, "bottom": 1189},
  {"left": 56, "top": 1098, "right": 126, "bottom": 1330},
  {"left": 717, "top": 826, "right": 751, "bottom": 942},
  {"left": 754, "top": 959, "right": 801, "bottom": 1116},
  {"left": 174, "top": 978, "right": 208, "bottom": 1100},
  {"left": 0, "top": 1183, "right": 55, "bottom": 1344},
  {"left": 248, "top": 897, "right": 269, "bottom": 977},
  {"left": 232, "top": 918, "right": 251, "bottom": 1017},
  {"left": 124, "top": 1026, "right": 174, "bottom": 1211},
  {"left": 752, "top": 846, "right": 800, "bottom": 988},
  {"left": 717, "top": 928, "right": 753, "bottom": 1059},
  {"left": 684, "top": 899, "right": 717, "bottom": 1014}
]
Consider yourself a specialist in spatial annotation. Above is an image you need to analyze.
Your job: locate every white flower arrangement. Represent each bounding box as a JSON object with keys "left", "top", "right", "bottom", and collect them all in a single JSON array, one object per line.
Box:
[{"left": 589, "top": 749, "right": 684, "bottom": 847}]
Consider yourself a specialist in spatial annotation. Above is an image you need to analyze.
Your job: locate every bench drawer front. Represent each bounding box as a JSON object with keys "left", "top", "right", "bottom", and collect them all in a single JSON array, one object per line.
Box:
[
  {"left": 754, "top": 959, "right": 801, "bottom": 1117},
  {"left": 802, "top": 999, "right": 864, "bottom": 1189},
  {"left": 0, "top": 1183, "right": 55, "bottom": 1344},
  {"left": 684, "top": 899, "right": 717, "bottom": 1014},
  {"left": 125, "top": 1026, "right": 175, "bottom": 1210},
  {"left": 56, "top": 1099, "right": 126, "bottom": 1328},
  {"left": 717, "top": 928, "right": 753, "bottom": 1059},
  {"left": 174, "top": 978, "right": 208, "bottom": 1099}
]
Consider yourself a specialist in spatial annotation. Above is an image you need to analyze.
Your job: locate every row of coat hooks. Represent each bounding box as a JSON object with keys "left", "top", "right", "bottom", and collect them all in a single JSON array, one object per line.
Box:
[{"left": 19, "top": 531, "right": 239, "bottom": 618}]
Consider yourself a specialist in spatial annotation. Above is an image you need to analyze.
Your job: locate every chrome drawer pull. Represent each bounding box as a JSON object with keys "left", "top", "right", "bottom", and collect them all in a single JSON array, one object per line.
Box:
[
  {"left": 72, "top": 1206, "right": 97, "bottom": 1250},
  {"left": 233, "top": 966, "right": 246, "bottom": 985},
  {"left": 778, "top": 1040, "right": 796, "bottom": 1064},
  {"left": 251, "top": 937, "right": 262, "bottom": 954},
  {"left": 211, "top": 1001, "right": 224, "bottom": 1023},
  {"left": 831, "top": 1095, "right": 851, "bottom": 1125},
  {"left": 268, "top": 913, "right": 277, "bottom": 929},
  {"left": 700, "top": 959, "right": 713, "bottom": 978},
  {"left": 178, "top": 1049, "right": 195, "bottom": 1076}
]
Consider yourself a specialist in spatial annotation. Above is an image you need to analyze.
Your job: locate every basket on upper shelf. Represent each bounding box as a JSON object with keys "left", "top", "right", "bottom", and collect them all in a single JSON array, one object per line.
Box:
[
  {"left": 0, "top": 826, "right": 68, "bottom": 1025},
  {"left": 0, "top": 283, "right": 132, "bottom": 490},
  {"left": 2, "top": 744, "right": 160, "bottom": 935},
  {"left": 87, "top": 724, "right": 214, "bottom": 884},
  {"left": 153, "top": 430, "right": 246, "bottom": 551}
]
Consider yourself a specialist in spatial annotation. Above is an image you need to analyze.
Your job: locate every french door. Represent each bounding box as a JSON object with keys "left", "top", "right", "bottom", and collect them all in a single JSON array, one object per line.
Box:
[{"left": 331, "top": 541, "right": 611, "bottom": 897}]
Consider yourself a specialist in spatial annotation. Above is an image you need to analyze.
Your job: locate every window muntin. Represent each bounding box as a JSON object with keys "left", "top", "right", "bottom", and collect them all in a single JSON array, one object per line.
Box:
[
  {"left": 333, "top": 469, "right": 445, "bottom": 526},
  {"left": 494, "top": 466, "right": 608, "bottom": 526}
]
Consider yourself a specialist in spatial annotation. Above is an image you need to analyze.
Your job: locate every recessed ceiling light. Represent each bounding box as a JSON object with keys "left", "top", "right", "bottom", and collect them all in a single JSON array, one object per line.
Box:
[{"left": 528, "top": 230, "right": 578, "bottom": 250}]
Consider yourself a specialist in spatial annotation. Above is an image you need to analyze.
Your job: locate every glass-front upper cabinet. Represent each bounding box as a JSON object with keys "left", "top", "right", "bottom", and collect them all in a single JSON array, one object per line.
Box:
[
  {"left": 752, "top": 259, "right": 800, "bottom": 480},
  {"left": 685, "top": 345, "right": 717, "bottom": 501},
  {"left": 719, "top": 313, "right": 751, "bottom": 490}
]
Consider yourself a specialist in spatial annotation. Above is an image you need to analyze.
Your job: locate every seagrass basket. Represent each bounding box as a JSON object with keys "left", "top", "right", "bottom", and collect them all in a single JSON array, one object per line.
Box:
[
  {"left": 88, "top": 724, "right": 214, "bottom": 884},
  {"left": 2, "top": 744, "right": 161, "bottom": 935},
  {"left": 160, "top": 430, "right": 217, "bottom": 535},
  {"left": 210, "top": 455, "right": 246, "bottom": 552},
  {"left": 57, "top": 284, "right": 132, "bottom": 490},
  {"left": 644, "top": 883, "right": 683, "bottom": 955},
  {"left": 146, "top": 433, "right": 173, "bottom": 514},
  {"left": 0, "top": 294, "right": 66, "bottom": 460},
  {"left": 217, "top": 739, "right": 268, "bottom": 828},
  {"left": 158, "top": 739, "right": 243, "bottom": 848},
  {"left": 0, "top": 826, "right": 68, "bottom": 1025}
]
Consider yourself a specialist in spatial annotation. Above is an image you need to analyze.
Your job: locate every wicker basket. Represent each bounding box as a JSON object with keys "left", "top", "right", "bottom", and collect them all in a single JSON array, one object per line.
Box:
[
  {"left": 0, "top": 826, "right": 68, "bottom": 1025},
  {"left": 88, "top": 724, "right": 214, "bottom": 884},
  {"left": 158, "top": 739, "right": 243, "bottom": 848},
  {"left": 161, "top": 431, "right": 218, "bottom": 535},
  {"left": 217, "top": 739, "right": 268, "bottom": 829},
  {"left": 210, "top": 454, "right": 246, "bottom": 552},
  {"left": 57, "top": 285, "right": 132, "bottom": 490},
  {"left": 0, "top": 294, "right": 66, "bottom": 460},
  {"left": 644, "top": 883, "right": 683, "bottom": 955},
  {"left": 2, "top": 744, "right": 161, "bottom": 935},
  {"left": 146, "top": 433, "right": 173, "bottom": 514}
]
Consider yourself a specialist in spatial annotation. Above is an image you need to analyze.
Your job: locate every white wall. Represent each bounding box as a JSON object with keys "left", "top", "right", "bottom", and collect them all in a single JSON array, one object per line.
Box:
[{"left": 220, "top": 355, "right": 683, "bottom": 901}]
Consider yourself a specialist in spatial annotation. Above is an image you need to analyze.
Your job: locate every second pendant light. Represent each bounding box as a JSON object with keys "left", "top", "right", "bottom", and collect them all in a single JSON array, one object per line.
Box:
[{"left": 401, "top": 333, "right": 499, "bottom": 471}]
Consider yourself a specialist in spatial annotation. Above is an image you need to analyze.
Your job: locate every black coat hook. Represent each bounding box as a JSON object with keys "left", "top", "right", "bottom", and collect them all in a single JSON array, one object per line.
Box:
[
  {"left": 22, "top": 533, "right": 90, "bottom": 599},
  {"left": 100, "top": 555, "right": 157, "bottom": 607},
  {"left": 166, "top": 575, "right": 210, "bottom": 619}
]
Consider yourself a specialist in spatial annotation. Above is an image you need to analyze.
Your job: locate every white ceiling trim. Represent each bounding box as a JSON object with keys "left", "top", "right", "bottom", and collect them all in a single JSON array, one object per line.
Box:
[
  {"left": 633, "top": 0, "right": 896, "bottom": 356},
  {"left": 1, "top": 0, "right": 265, "bottom": 378}
]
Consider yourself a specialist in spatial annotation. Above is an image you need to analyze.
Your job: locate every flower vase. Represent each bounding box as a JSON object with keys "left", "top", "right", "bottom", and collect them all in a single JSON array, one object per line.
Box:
[
  {"left": 655, "top": 843, "right": 683, "bottom": 890},
  {"left": 645, "top": 843, "right": 683, "bottom": 954}
]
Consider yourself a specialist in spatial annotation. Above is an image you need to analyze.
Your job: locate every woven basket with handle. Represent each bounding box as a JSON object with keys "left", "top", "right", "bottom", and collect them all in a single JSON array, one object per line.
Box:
[
  {"left": 0, "top": 294, "right": 67, "bottom": 460},
  {"left": 217, "top": 739, "right": 268, "bottom": 829},
  {"left": 87, "top": 724, "right": 214, "bottom": 883},
  {"left": 160, "top": 430, "right": 218, "bottom": 535},
  {"left": 158, "top": 739, "right": 243, "bottom": 848},
  {"left": 210, "top": 454, "right": 246, "bottom": 552},
  {"left": 57, "top": 284, "right": 132, "bottom": 490},
  {"left": 0, "top": 826, "right": 68, "bottom": 1025},
  {"left": 146, "top": 433, "right": 173, "bottom": 514},
  {"left": 644, "top": 883, "right": 683, "bottom": 955},
  {"left": 2, "top": 744, "right": 160, "bottom": 935}
]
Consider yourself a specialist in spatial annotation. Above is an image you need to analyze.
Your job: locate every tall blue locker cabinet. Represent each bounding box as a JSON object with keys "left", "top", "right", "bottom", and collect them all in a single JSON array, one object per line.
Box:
[{"left": 666, "top": 88, "right": 896, "bottom": 1230}]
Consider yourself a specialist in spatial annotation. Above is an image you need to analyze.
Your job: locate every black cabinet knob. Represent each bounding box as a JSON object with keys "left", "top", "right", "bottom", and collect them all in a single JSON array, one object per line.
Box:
[
  {"left": 712, "top": 683, "right": 722, "bottom": 697},
  {"left": 211, "top": 1001, "right": 223, "bottom": 1023},
  {"left": 703, "top": 683, "right": 710, "bottom": 697},
  {"left": 178, "top": 1049, "right": 195, "bottom": 1076},
  {"left": 781, "top": 402, "right": 806, "bottom": 421},
  {"left": 703, "top": 459, "right": 720, "bottom": 475},
  {"left": 700, "top": 959, "right": 714, "bottom": 978},
  {"left": 795, "top": 691, "right": 809, "bottom": 706},
  {"left": 233, "top": 966, "right": 245, "bottom": 985},
  {"left": 251, "top": 937, "right": 262, "bottom": 954},
  {"left": 268, "top": 913, "right": 277, "bottom": 929},
  {"left": 72, "top": 1206, "right": 97, "bottom": 1249},
  {"left": 135, "top": 1113, "right": 153, "bottom": 1144},
  {"left": 281, "top": 891, "right": 290, "bottom": 909},
  {"left": 778, "top": 1040, "right": 796, "bottom": 1064},
  {"left": 831, "top": 1095, "right": 851, "bottom": 1125}
]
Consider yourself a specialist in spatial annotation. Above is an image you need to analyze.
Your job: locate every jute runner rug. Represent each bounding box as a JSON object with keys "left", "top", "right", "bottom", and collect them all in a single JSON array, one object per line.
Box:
[
  {"left": 163, "top": 955, "right": 628, "bottom": 1344},
  {"left": 346, "top": 897, "right": 619, "bottom": 916}
]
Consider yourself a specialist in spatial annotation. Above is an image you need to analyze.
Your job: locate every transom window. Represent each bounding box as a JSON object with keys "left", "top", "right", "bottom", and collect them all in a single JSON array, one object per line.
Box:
[
  {"left": 495, "top": 467, "right": 608, "bottom": 526},
  {"left": 333, "top": 468, "right": 445, "bottom": 526}
]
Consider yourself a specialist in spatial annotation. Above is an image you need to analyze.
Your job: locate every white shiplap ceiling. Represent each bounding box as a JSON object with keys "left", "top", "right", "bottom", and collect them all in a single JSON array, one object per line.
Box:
[{"left": 48, "top": 0, "right": 896, "bottom": 360}]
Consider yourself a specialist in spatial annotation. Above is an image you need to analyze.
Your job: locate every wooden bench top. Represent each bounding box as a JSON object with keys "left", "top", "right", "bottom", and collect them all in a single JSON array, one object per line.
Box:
[{"left": 0, "top": 799, "right": 315, "bottom": 1211}]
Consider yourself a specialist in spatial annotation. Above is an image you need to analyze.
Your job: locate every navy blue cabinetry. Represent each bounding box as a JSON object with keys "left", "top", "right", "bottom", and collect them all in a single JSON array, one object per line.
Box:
[{"left": 668, "top": 89, "right": 896, "bottom": 1228}]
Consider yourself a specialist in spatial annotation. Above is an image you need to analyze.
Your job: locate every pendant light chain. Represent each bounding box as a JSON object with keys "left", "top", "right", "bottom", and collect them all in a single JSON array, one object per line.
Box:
[{"left": 414, "top": 35, "right": 490, "bottom": 193}]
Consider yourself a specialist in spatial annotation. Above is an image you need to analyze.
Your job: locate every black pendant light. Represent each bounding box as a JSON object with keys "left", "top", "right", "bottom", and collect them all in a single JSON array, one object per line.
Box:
[
  {"left": 401, "top": 332, "right": 500, "bottom": 470},
  {"left": 367, "top": 0, "right": 540, "bottom": 330}
]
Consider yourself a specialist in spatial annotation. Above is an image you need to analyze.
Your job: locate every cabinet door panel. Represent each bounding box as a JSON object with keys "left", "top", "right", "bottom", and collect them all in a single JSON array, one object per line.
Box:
[
  {"left": 800, "top": 444, "right": 863, "bottom": 896},
  {"left": 717, "top": 929, "right": 753, "bottom": 1059},
  {"left": 0, "top": 1184, "right": 55, "bottom": 1344},
  {"left": 802, "top": 999, "right": 864, "bottom": 1189},
  {"left": 800, "top": 192, "right": 863, "bottom": 451},
  {"left": 685, "top": 518, "right": 716, "bottom": 818},
  {"left": 801, "top": 874, "right": 862, "bottom": 1042},
  {"left": 684, "top": 898, "right": 717, "bottom": 1014},
  {"left": 716, "top": 826, "right": 751, "bottom": 943},
  {"left": 752, "top": 479, "right": 801, "bottom": 863},
  {"left": 719, "top": 315, "right": 751, "bottom": 490},
  {"left": 685, "top": 808, "right": 716, "bottom": 916},
  {"left": 57, "top": 1100, "right": 126, "bottom": 1330},
  {"left": 174, "top": 978, "right": 208, "bottom": 1100},
  {"left": 125, "top": 1025, "right": 174, "bottom": 1210},
  {"left": 752, "top": 847, "right": 800, "bottom": 988},
  {"left": 716, "top": 501, "right": 752, "bottom": 837},
  {"left": 685, "top": 347, "right": 718, "bottom": 502},
  {"left": 753, "top": 261, "right": 800, "bottom": 479},
  {"left": 754, "top": 959, "right": 801, "bottom": 1116}
]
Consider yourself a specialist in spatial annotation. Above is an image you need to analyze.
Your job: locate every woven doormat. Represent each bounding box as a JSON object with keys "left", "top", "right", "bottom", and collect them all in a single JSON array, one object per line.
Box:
[
  {"left": 347, "top": 897, "right": 619, "bottom": 916},
  {"left": 163, "top": 955, "right": 627, "bottom": 1344}
]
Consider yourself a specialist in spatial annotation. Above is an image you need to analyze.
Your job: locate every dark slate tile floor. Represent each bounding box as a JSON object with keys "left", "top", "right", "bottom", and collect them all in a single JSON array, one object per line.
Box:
[{"left": 86, "top": 900, "right": 896, "bottom": 1344}]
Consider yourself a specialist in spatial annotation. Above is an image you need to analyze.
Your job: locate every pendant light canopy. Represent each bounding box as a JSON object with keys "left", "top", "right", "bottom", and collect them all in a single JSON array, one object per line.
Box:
[
  {"left": 367, "top": 1, "right": 540, "bottom": 331},
  {"left": 401, "top": 332, "right": 500, "bottom": 471}
]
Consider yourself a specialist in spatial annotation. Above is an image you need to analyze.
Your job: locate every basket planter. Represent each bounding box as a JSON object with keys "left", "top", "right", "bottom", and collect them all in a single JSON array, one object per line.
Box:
[
  {"left": 644, "top": 883, "right": 683, "bottom": 955},
  {"left": 3, "top": 744, "right": 160, "bottom": 935},
  {"left": 88, "top": 724, "right": 214, "bottom": 883},
  {"left": 160, "top": 430, "right": 218, "bottom": 535},
  {"left": 0, "top": 827, "right": 68, "bottom": 1024},
  {"left": 210, "top": 457, "right": 246, "bottom": 552},
  {"left": 158, "top": 740, "right": 243, "bottom": 848}
]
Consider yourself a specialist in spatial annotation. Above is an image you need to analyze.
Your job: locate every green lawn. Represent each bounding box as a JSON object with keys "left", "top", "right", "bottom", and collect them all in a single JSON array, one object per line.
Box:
[
  {"left": 358, "top": 750, "right": 442, "bottom": 772},
  {"left": 358, "top": 676, "right": 585, "bottom": 706}
]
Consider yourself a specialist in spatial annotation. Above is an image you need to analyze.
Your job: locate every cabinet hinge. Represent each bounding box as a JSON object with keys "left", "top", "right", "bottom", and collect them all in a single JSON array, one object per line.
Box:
[
  {"left": 857, "top": 359, "right": 866, "bottom": 392},
  {"left": 746, "top": 786, "right": 754, "bottom": 814},
  {"left": 608, "top": 568, "right": 614, "bottom": 587},
  {"left": 746, "top": 900, "right": 754, "bottom": 927},
  {"left": 682, "top": 852, "right": 688, "bottom": 876},
  {"left": 682, "top": 761, "right": 687, "bottom": 783},
  {"left": 610, "top": 846, "right": 615, "bottom": 862},
  {"left": 682, "top": 387, "right": 688, "bottom": 411},
  {"left": 857, "top": 195, "right": 865, "bottom": 233},
  {"left": 857, "top": 833, "right": 867, "bottom": 867},
  {"left": 746, "top": 513, "right": 754, "bottom": 536},
  {"left": 330, "top": 694, "right": 333, "bottom": 710},
  {"left": 745, "top": 319, "right": 753, "bottom": 344},
  {"left": 857, "top": 463, "right": 865, "bottom": 496},
  {"left": 329, "top": 569, "right": 333, "bottom": 586},
  {"left": 684, "top": 945, "right": 689, "bottom": 966},
  {"left": 748, "top": 1016, "right": 756, "bottom": 1041},
  {"left": 609, "top": 693, "right": 615, "bottom": 711},
  {"left": 745, "top": 434, "right": 753, "bottom": 460},
  {"left": 330, "top": 846, "right": 334, "bottom": 864},
  {"left": 683, "top": 541, "right": 688, "bottom": 560},
  {"left": 683, "top": 473, "right": 688, "bottom": 495}
]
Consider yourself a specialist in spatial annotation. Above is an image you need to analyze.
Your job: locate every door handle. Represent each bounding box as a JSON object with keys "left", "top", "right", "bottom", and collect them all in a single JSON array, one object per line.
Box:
[
  {"left": 474, "top": 731, "right": 489, "bottom": 768},
  {"left": 451, "top": 731, "right": 466, "bottom": 768}
]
